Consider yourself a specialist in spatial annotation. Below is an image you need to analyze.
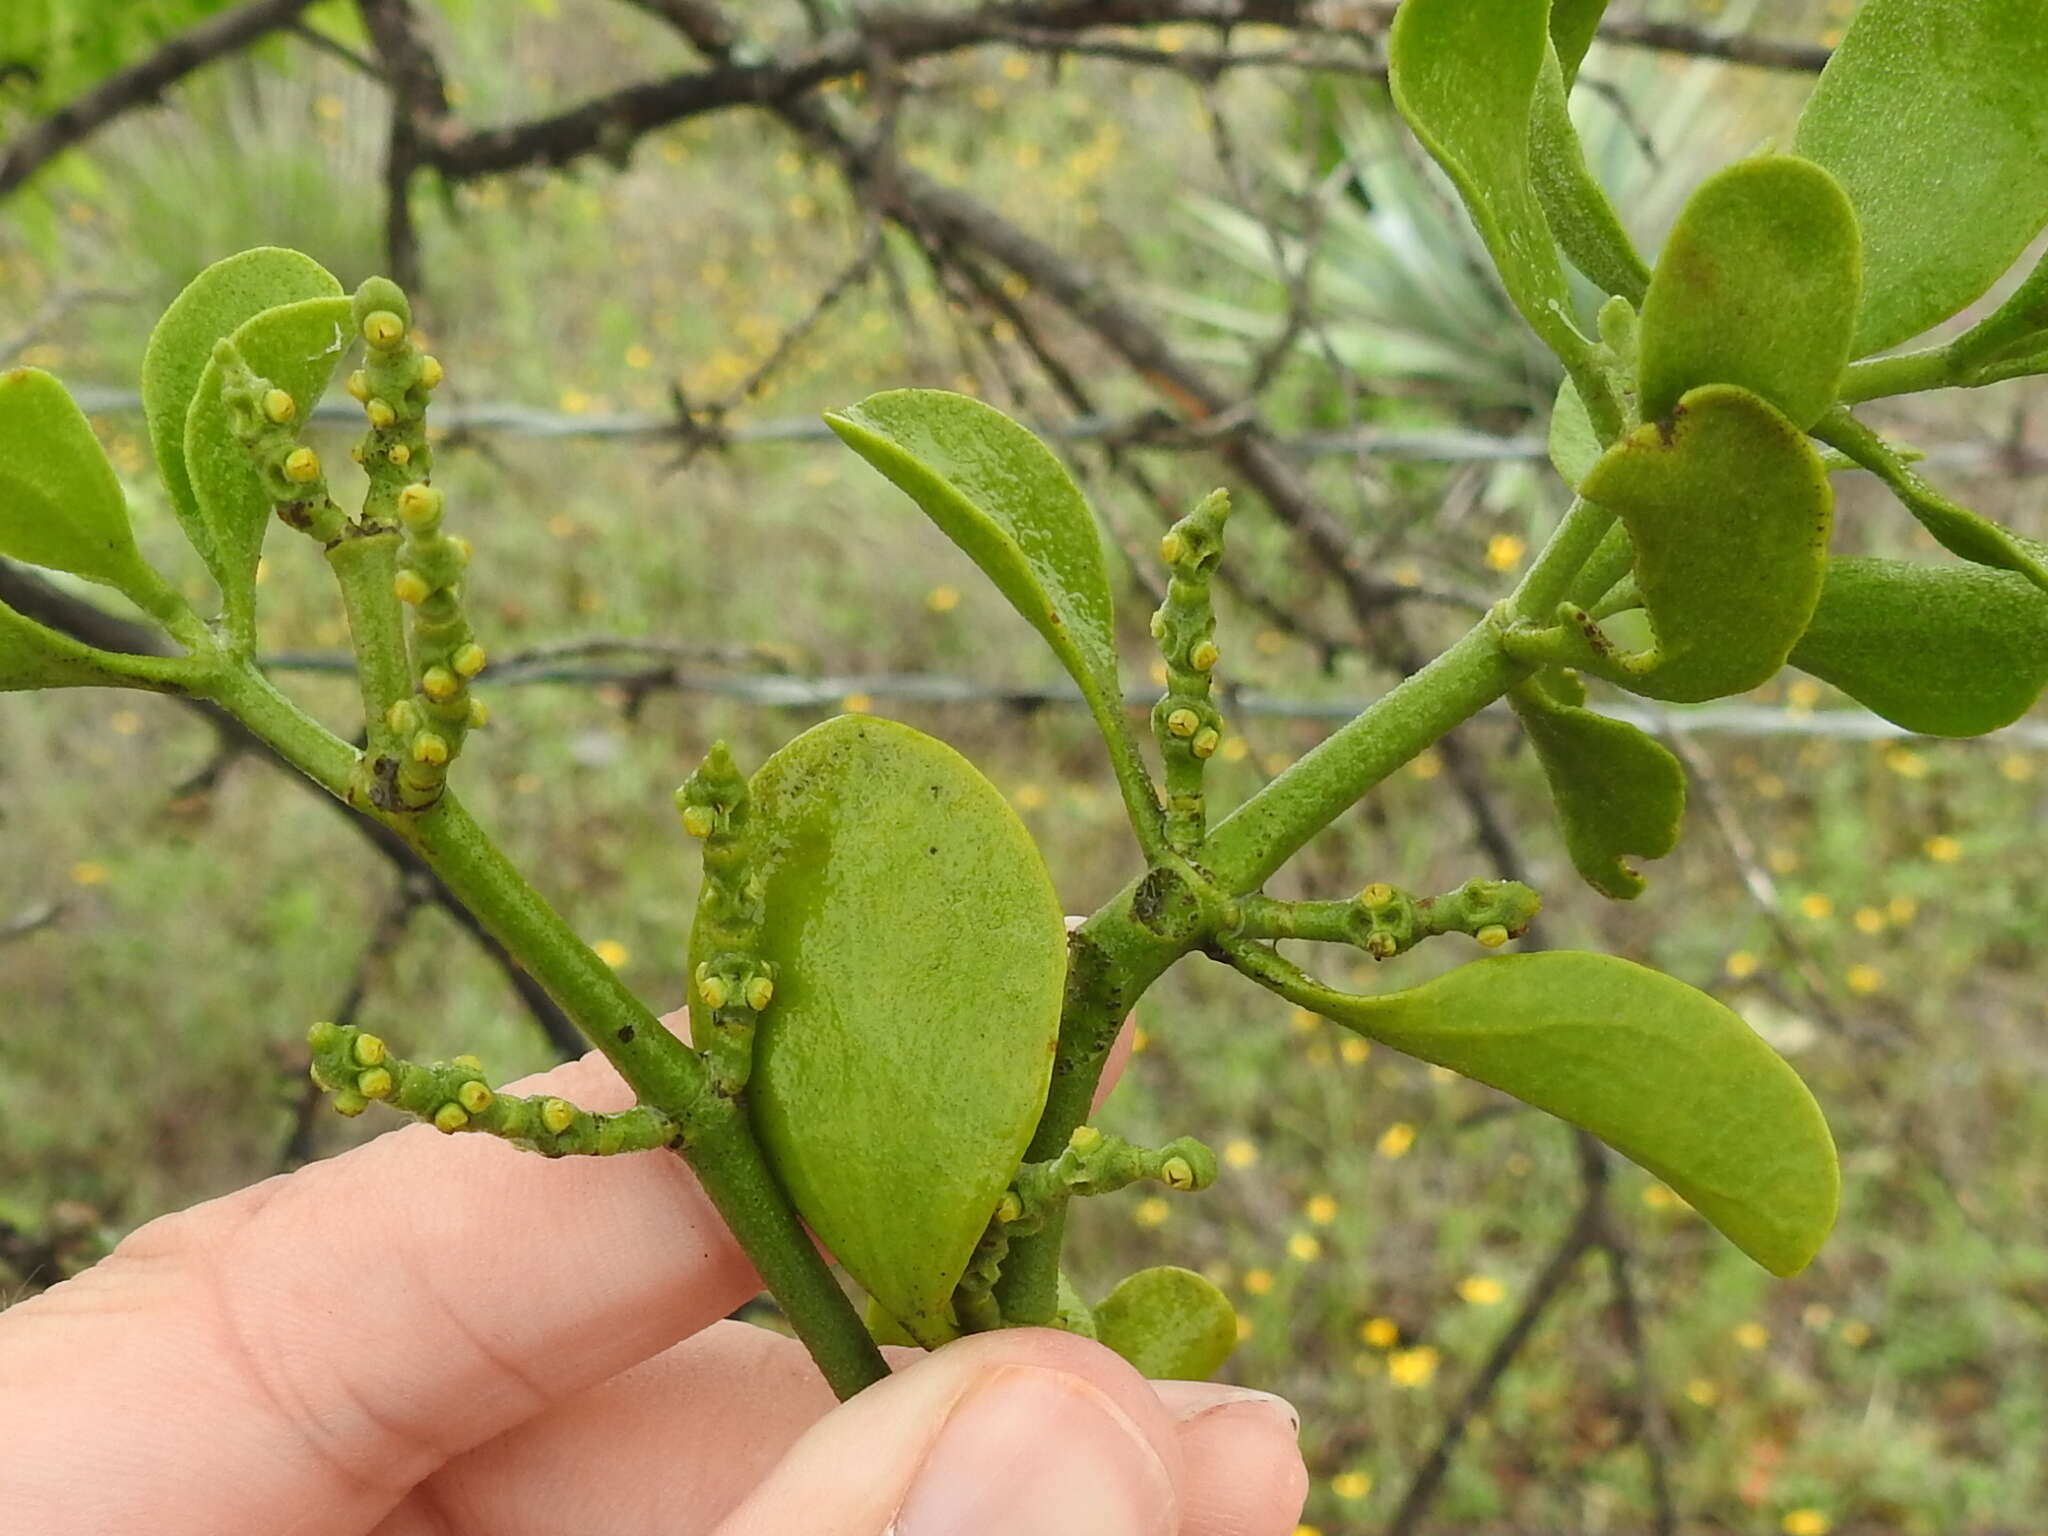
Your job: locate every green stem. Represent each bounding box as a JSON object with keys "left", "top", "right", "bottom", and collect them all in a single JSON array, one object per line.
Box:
[
  {"left": 327, "top": 531, "right": 412, "bottom": 746},
  {"left": 1510, "top": 496, "right": 1614, "bottom": 621},
  {"left": 1566, "top": 523, "right": 1636, "bottom": 611},
  {"left": 1202, "top": 622, "right": 1527, "bottom": 892},
  {"left": 1837, "top": 347, "right": 1954, "bottom": 404}
]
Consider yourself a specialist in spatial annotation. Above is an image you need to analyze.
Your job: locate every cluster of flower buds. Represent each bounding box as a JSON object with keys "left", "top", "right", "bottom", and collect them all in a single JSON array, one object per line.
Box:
[
  {"left": 1149, "top": 490, "right": 1231, "bottom": 850},
  {"left": 678, "top": 741, "right": 774, "bottom": 1093}
]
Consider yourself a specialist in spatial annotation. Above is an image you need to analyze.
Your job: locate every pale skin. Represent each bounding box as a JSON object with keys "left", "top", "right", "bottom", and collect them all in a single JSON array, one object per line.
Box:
[{"left": 0, "top": 1011, "right": 1308, "bottom": 1535}]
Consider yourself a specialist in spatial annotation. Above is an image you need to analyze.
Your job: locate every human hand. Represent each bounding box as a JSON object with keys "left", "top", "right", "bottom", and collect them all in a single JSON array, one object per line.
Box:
[{"left": 0, "top": 1011, "right": 1307, "bottom": 1535}]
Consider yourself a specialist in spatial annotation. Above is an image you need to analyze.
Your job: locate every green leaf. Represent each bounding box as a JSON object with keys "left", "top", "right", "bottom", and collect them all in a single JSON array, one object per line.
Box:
[
  {"left": 1510, "top": 680, "right": 1684, "bottom": 899},
  {"left": 1388, "top": 0, "right": 1587, "bottom": 364},
  {"left": 0, "top": 597, "right": 127, "bottom": 691},
  {"left": 745, "top": 714, "right": 1068, "bottom": 1345},
  {"left": 1549, "top": 0, "right": 1608, "bottom": 84},
  {"left": 1547, "top": 376, "right": 1601, "bottom": 491},
  {"left": 0, "top": 367, "right": 156, "bottom": 595},
  {"left": 1092, "top": 1267, "right": 1238, "bottom": 1381},
  {"left": 1790, "top": 557, "right": 2048, "bottom": 737},
  {"left": 182, "top": 296, "right": 352, "bottom": 615},
  {"left": 1564, "top": 384, "right": 1832, "bottom": 702},
  {"left": 1530, "top": 48, "right": 1650, "bottom": 304},
  {"left": 1267, "top": 952, "right": 1839, "bottom": 1276},
  {"left": 824, "top": 390, "right": 1125, "bottom": 735},
  {"left": 1637, "top": 156, "right": 1861, "bottom": 431},
  {"left": 140, "top": 248, "right": 343, "bottom": 613},
  {"left": 1794, "top": 0, "right": 2048, "bottom": 356},
  {"left": 1952, "top": 247, "right": 2048, "bottom": 370}
]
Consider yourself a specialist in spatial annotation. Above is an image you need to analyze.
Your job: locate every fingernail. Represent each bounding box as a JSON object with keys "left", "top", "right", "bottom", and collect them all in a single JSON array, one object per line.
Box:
[
  {"left": 1164, "top": 1383, "right": 1301, "bottom": 1435},
  {"left": 892, "top": 1366, "right": 1176, "bottom": 1536}
]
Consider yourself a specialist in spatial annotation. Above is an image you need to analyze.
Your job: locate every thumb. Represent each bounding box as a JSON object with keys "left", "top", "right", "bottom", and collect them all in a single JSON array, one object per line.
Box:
[{"left": 713, "top": 1329, "right": 1186, "bottom": 1536}]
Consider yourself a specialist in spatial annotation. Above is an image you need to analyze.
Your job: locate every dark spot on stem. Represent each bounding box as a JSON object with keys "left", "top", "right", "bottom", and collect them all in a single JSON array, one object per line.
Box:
[{"left": 616, "top": 1024, "right": 636, "bottom": 1044}]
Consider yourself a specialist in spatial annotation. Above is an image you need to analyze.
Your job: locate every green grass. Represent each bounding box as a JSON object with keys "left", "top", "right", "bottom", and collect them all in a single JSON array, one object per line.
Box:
[{"left": 5, "top": 4, "right": 2048, "bottom": 1531}]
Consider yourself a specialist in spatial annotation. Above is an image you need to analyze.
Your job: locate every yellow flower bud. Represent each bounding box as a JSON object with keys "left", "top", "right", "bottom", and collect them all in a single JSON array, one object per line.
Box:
[
  {"left": 353, "top": 1032, "right": 387, "bottom": 1067},
  {"left": 386, "top": 699, "right": 420, "bottom": 735},
  {"left": 1191, "top": 727, "right": 1220, "bottom": 759},
  {"left": 1366, "top": 932, "right": 1398, "bottom": 959},
  {"left": 745, "top": 975, "right": 775, "bottom": 1011},
  {"left": 1068, "top": 1124, "right": 1104, "bottom": 1154},
  {"left": 388, "top": 443, "right": 412, "bottom": 466},
  {"left": 421, "top": 666, "right": 459, "bottom": 702},
  {"left": 1190, "top": 640, "right": 1220, "bottom": 671},
  {"left": 448, "top": 536, "right": 472, "bottom": 565},
  {"left": 452, "top": 643, "right": 487, "bottom": 678},
  {"left": 1360, "top": 883, "right": 1395, "bottom": 911},
  {"left": 1149, "top": 612, "right": 1167, "bottom": 640},
  {"left": 349, "top": 443, "right": 367, "bottom": 465},
  {"left": 1159, "top": 532, "right": 1185, "bottom": 565},
  {"left": 457, "top": 1080, "right": 493, "bottom": 1114},
  {"left": 363, "top": 310, "right": 406, "bottom": 348},
  {"left": 1166, "top": 707, "right": 1200, "bottom": 739},
  {"left": 452, "top": 1053, "right": 484, "bottom": 1071},
  {"left": 261, "top": 388, "right": 297, "bottom": 425},
  {"left": 1162, "top": 1155, "right": 1196, "bottom": 1190},
  {"left": 419, "top": 355, "right": 444, "bottom": 389},
  {"left": 332, "top": 1089, "right": 369, "bottom": 1117},
  {"left": 681, "top": 804, "right": 716, "bottom": 839},
  {"left": 411, "top": 731, "right": 450, "bottom": 766},
  {"left": 392, "top": 570, "right": 430, "bottom": 605},
  {"left": 540, "top": 1098, "right": 576, "bottom": 1134},
  {"left": 283, "top": 447, "right": 320, "bottom": 484},
  {"left": 1476, "top": 924, "right": 1510, "bottom": 949},
  {"left": 364, "top": 397, "right": 397, "bottom": 430},
  {"left": 396, "top": 483, "right": 441, "bottom": 524},
  {"left": 345, "top": 369, "right": 371, "bottom": 402},
  {"left": 467, "top": 698, "right": 489, "bottom": 729},
  {"left": 357, "top": 1067, "right": 394, "bottom": 1100},
  {"left": 433, "top": 1102, "right": 469, "bottom": 1133},
  {"left": 699, "top": 973, "right": 731, "bottom": 1010}
]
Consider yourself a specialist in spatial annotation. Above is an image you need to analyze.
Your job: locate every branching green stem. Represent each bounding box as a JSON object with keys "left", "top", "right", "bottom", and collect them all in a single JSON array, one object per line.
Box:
[
  {"left": 1234, "top": 877, "right": 1541, "bottom": 961},
  {"left": 1511, "top": 497, "right": 1614, "bottom": 622}
]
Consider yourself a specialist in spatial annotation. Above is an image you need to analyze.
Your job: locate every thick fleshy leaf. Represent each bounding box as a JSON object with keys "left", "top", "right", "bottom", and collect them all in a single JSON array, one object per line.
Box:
[
  {"left": 1531, "top": 48, "right": 1649, "bottom": 303},
  {"left": 1795, "top": 0, "right": 2048, "bottom": 356},
  {"left": 1569, "top": 383, "right": 1832, "bottom": 702},
  {"left": 1511, "top": 681, "right": 1684, "bottom": 899},
  {"left": 1548, "top": 376, "right": 1601, "bottom": 491},
  {"left": 1549, "top": 0, "right": 1608, "bottom": 84},
  {"left": 1270, "top": 952, "right": 1839, "bottom": 1276},
  {"left": 140, "top": 248, "right": 342, "bottom": 608},
  {"left": 1388, "top": 0, "right": 1585, "bottom": 362},
  {"left": 825, "top": 390, "right": 1124, "bottom": 727},
  {"left": 746, "top": 714, "right": 1067, "bottom": 1345},
  {"left": 1790, "top": 557, "right": 2048, "bottom": 737},
  {"left": 0, "top": 368, "right": 155, "bottom": 594},
  {"left": 1, "top": 598, "right": 129, "bottom": 691},
  {"left": 183, "top": 296, "right": 352, "bottom": 614},
  {"left": 1952, "top": 247, "right": 2048, "bottom": 369},
  {"left": 1637, "top": 156, "right": 1860, "bottom": 431},
  {"left": 1092, "top": 1267, "right": 1238, "bottom": 1381}
]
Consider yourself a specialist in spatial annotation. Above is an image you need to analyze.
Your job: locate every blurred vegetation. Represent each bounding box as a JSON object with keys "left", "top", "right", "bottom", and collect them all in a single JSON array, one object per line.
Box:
[{"left": 4, "top": 2, "right": 2048, "bottom": 1532}]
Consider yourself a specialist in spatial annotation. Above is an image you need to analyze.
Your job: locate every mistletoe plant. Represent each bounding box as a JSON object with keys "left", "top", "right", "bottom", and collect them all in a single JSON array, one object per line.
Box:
[{"left": 7, "top": 0, "right": 2048, "bottom": 1403}]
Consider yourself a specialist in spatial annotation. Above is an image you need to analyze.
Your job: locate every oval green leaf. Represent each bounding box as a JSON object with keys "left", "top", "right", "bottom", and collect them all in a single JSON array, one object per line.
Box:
[
  {"left": 1, "top": 598, "right": 129, "bottom": 691},
  {"left": 1388, "top": 0, "right": 1586, "bottom": 364},
  {"left": 1637, "top": 156, "right": 1860, "bottom": 431},
  {"left": 1531, "top": 47, "right": 1650, "bottom": 304},
  {"left": 0, "top": 367, "right": 155, "bottom": 595},
  {"left": 1274, "top": 952, "right": 1839, "bottom": 1276},
  {"left": 140, "top": 248, "right": 342, "bottom": 611},
  {"left": 183, "top": 296, "right": 352, "bottom": 615},
  {"left": 1550, "top": 0, "right": 1608, "bottom": 85},
  {"left": 1794, "top": 0, "right": 2048, "bottom": 356},
  {"left": 745, "top": 714, "right": 1068, "bottom": 1345},
  {"left": 1548, "top": 376, "right": 1601, "bottom": 491},
  {"left": 825, "top": 390, "right": 1125, "bottom": 723},
  {"left": 1790, "top": 556, "right": 2048, "bottom": 737},
  {"left": 1568, "top": 383, "right": 1832, "bottom": 702},
  {"left": 1093, "top": 1267, "right": 1238, "bottom": 1381},
  {"left": 1510, "top": 680, "right": 1685, "bottom": 899}
]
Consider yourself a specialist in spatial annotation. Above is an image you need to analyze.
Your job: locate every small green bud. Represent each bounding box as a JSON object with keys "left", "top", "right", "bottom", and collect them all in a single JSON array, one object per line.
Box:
[
  {"left": 393, "top": 570, "right": 430, "bottom": 605},
  {"left": 433, "top": 1102, "right": 469, "bottom": 1133},
  {"left": 345, "top": 369, "right": 371, "bottom": 403},
  {"left": 997, "top": 1191, "right": 1024, "bottom": 1223},
  {"left": 1161, "top": 1155, "right": 1196, "bottom": 1191},
  {"left": 457, "top": 1079, "right": 493, "bottom": 1114},
  {"left": 397, "top": 483, "right": 442, "bottom": 525},
  {"left": 349, "top": 443, "right": 367, "bottom": 465},
  {"left": 1190, "top": 727, "right": 1220, "bottom": 759},
  {"left": 1159, "top": 531, "right": 1185, "bottom": 565},
  {"left": 419, "top": 355, "right": 444, "bottom": 389},
  {"left": 283, "top": 447, "right": 320, "bottom": 484},
  {"left": 1360, "top": 883, "right": 1395, "bottom": 911},
  {"left": 448, "top": 536, "right": 472, "bottom": 565},
  {"left": 308, "top": 1020, "right": 342, "bottom": 1050},
  {"left": 1149, "top": 612, "right": 1167, "bottom": 641},
  {"left": 261, "top": 388, "right": 297, "bottom": 425},
  {"left": 362, "top": 310, "right": 406, "bottom": 349},
  {"left": 421, "top": 667, "right": 459, "bottom": 702},
  {"left": 680, "top": 804, "right": 716, "bottom": 839},
  {"left": 386, "top": 699, "right": 421, "bottom": 734},
  {"left": 745, "top": 975, "right": 774, "bottom": 1011},
  {"left": 540, "top": 1098, "right": 576, "bottom": 1134},
  {"left": 388, "top": 443, "right": 412, "bottom": 466},
  {"left": 1476, "top": 924, "right": 1510, "bottom": 949},
  {"left": 1366, "top": 932, "right": 1399, "bottom": 959},
  {"left": 1190, "top": 640, "right": 1220, "bottom": 672},
  {"left": 699, "top": 973, "right": 731, "bottom": 1010},
  {"left": 332, "top": 1089, "right": 369, "bottom": 1117},
  {"left": 451, "top": 643, "right": 487, "bottom": 679},
  {"left": 1165, "top": 707, "right": 1199, "bottom": 739},
  {"left": 1069, "top": 1124, "right": 1104, "bottom": 1154},
  {"left": 356, "top": 1066, "right": 394, "bottom": 1100},
  {"left": 352, "top": 1032, "right": 387, "bottom": 1067},
  {"left": 411, "top": 731, "right": 450, "bottom": 766},
  {"left": 364, "top": 397, "right": 397, "bottom": 429},
  {"left": 452, "top": 1053, "right": 484, "bottom": 1071},
  {"left": 467, "top": 698, "right": 489, "bottom": 729}
]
